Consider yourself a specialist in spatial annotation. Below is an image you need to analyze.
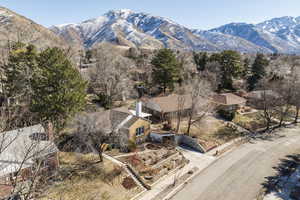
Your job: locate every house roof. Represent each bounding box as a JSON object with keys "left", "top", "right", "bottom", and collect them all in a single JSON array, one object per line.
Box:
[
  {"left": 142, "top": 94, "right": 192, "bottom": 113},
  {"left": 113, "top": 106, "right": 152, "bottom": 118},
  {"left": 245, "top": 90, "right": 279, "bottom": 100},
  {"left": 212, "top": 93, "right": 247, "bottom": 106},
  {"left": 0, "top": 124, "right": 59, "bottom": 177},
  {"left": 86, "top": 109, "right": 149, "bottom": 132}
]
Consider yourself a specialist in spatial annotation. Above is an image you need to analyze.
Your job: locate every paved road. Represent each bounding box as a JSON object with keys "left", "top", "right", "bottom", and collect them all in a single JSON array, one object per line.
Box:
[{"left": 171, "top": 125, "right": 300, "bottom": 200}]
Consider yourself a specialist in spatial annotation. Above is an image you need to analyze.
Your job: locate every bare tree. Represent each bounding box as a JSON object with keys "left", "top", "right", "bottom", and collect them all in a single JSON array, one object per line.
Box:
[
  {"left": 175, "top": 90, "right": 186, "bottom": 133},
  {"left": 185, "top": 77, "right": 215, "bottom": 135},
  {"left": 293, "top": 88, "right": 300, "bottom": 123},
  {"left": 74, "top": 114, "right": 112, "bottom": 163},
  {"left": 271, "top": 56, "right": 300, "bottom": 126},
  {"left": 0, "top": 123, "right": 57, "bottom": 200},
  {"left": 203, "top": 61, "right": 222, "bottom": 92},
  {"left": 287, "top": 56, "right": 300, "bottom": 123},
  {"left": 257, "top": 78, "right": 278, "bottom": 130},
  {"left": 89, "top": 44, "right": 133, "bottom": 108}
]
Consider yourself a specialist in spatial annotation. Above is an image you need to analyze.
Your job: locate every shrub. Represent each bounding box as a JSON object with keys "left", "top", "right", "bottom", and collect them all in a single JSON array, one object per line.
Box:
[
  {"left": 128, "top": 140, "right": 137, "bottom": 152},
  {"left": 218, "top": 109, "right": 236, "bottom": 121}
]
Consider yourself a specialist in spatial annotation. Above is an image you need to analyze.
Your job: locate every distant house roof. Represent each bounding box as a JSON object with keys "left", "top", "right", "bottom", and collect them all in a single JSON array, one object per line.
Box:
[
  {"left": 142, "top": 94, "right": 192, "bottom": 113},
  {"left": 245, "top": 90, "right": 280, "bottom": 100},
  {"left": 212, "top": 93, "right": 247, "bottom": 106},
  {"left": 0, "top": 124, "right": 59, "bottom": 177}
]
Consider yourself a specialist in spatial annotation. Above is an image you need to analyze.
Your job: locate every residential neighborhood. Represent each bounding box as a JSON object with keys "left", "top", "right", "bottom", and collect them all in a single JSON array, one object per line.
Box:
[{"left": 1, "top": 1, "right": 300, "bottom": 200}]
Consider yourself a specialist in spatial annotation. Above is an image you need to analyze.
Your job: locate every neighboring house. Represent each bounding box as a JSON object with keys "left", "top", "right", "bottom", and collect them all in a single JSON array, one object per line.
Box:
[
  {"left": 142, "top": 94, "right": 192, "bottom": 122},
  {"left": 0, "top": 124, "right": 59, "bottom": 198},
  {"left": 245, "top": 90, "right": 280, "bottom": 109},
  {"left": 87, "top": 107, "right": 151, "bottom": 152},
  {"left": 212, "top": 93, "right": 247, "bottom": 111}
]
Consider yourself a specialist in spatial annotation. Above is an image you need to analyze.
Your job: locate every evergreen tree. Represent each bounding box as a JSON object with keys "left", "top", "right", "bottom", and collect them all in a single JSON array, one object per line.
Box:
[
  {"left": 242, "top": 58, "right": 251, "bottom": 77},
  {"left": 218, "top": 50, "right": 242, "bottom": 90},
  {"left": 30, "top": 47, "right": 87, "bottom": 131},
  {"left": 247, "top": 53, "right": 269, "bottom": 91},
  {"left": 4, "top": 43, "right": 38, "bottom": 104},
  {"left": 209, "top": 53, "right": 222, "bottom": 63},
  {"left": 151, "top": 49, "right": 181, "bottom": 93},
  {"left": 193, "top": 52, "right": 208, "bottom": 71}
]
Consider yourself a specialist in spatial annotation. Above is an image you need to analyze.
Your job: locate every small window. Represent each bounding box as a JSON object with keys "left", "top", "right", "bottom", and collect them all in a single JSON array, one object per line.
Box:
[{"left": 136, "top": 126, "right": 145, "bottom": 136}]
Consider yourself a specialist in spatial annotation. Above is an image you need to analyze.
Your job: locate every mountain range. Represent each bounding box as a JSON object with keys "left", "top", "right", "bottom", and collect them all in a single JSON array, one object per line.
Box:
[{"left": 1, "top": 7, "right": 300, "bottom": 54}]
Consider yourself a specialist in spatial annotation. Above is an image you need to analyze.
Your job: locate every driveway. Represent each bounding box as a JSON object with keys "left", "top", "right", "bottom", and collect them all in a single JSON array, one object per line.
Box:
[{"left": 170, "top": 125, "right": 300, "bottom": 200}]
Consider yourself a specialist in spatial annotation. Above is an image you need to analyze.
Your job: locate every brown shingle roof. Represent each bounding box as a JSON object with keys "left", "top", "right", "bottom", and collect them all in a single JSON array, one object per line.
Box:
[
  {"left": 212, "top": 93, "right": 246, "bottom": 106},
  {"left": 143, "top": 94, "right": 192, "bottom": 113}
]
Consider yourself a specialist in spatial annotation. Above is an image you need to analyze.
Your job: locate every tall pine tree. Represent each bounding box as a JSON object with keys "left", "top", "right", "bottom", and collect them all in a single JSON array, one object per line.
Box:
[
  {"left": 218, "top": 50, "right": 242, "bottom": 90},
  {"left": 4, "top": 43, "right": 38, "bottom": 104},
  {"left": 30, "top": 47, "right": 87, "bottom": 131},
  {"left": 193, "top": 52, "right": 208, "bottom": 71},
  {"left": 151, "top": 49, "right": 181, "bottom": 93},
  {"left": 247, "top": 54, "right": 269, "bottom": 91}
]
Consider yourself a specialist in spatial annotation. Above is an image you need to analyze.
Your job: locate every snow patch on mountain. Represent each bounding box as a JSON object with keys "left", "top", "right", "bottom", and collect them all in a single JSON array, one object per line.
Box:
[{"left": 52, "top": 10, "right": 300, "bottom": 54}]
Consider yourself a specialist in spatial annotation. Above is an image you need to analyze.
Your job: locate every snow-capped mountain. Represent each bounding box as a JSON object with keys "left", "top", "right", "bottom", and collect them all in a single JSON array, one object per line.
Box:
[
  {"left": 192, "top": 29, "right": 272, "bottom": 53},
  {"left": 51, "top": 9, "right": 219, "bottom": 51},
  {"left": 210, "top": 17, "right": 300, "bottom": 54},
  {"left": 51, "top": 9, "right": 300, "bottom": 54},
  {"left": 256, "top": 16, "right": 300, "bottom": 48}
]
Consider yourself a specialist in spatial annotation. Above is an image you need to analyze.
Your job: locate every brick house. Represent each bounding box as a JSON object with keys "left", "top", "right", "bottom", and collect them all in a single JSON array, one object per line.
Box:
[{"left": 0, "top": 124, "right": 59, "bottom": 198}]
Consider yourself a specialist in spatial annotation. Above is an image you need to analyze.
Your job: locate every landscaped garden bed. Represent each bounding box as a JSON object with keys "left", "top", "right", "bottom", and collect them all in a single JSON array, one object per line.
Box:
[{"left": 117, "top": 149, "right": 188, "bottom": 185}]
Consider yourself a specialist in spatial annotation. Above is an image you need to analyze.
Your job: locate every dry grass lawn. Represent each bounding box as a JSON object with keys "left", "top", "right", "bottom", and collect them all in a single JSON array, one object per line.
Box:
[
  {"left": 38, "top": 152, "right": 143, "bottom": 200},
  {"left": 233, "top": 112, "right": 272, "bottom": 131},
  {"left": 174, "top": 116, "right": 228, "bottom": 150}
]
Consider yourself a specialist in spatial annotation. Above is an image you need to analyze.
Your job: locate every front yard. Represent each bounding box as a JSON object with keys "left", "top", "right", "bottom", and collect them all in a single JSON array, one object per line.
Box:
[
  {"left": 117, "top": 145, "right": 188, "bottom": 185},
  {"left": 38, "top": 152, "right": 143, "bottom": 200},
  {"left": 172, "top": 116, "right": 244, "bottom": 151}
]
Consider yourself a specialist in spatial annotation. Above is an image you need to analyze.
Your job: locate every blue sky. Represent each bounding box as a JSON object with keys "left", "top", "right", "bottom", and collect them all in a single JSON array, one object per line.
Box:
[{"left": 1, "top": 0, "right": 299, "bottom": 29}]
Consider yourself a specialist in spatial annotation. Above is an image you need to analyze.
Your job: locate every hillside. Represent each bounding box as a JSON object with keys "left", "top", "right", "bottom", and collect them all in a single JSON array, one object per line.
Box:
[{"left": 0, "top": 7, "right": 68, "bottom": 50}]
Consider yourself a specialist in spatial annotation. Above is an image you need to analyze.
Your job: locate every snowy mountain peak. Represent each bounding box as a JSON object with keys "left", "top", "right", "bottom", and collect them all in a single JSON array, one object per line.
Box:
[
  {"left": 105, "top": 9, "right": 135, "bottom": 19},
  {"left": 51, "top": 10, "right": 300, "bottom": 54},
  {"left": 257, "top": 16, "right": 300, "bottom": 32}
]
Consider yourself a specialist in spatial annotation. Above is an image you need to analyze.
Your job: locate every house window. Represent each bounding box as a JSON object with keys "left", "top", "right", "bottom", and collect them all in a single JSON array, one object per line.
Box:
[{"left": 136, "top": 126, "right": 145, "bottom": 137}]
